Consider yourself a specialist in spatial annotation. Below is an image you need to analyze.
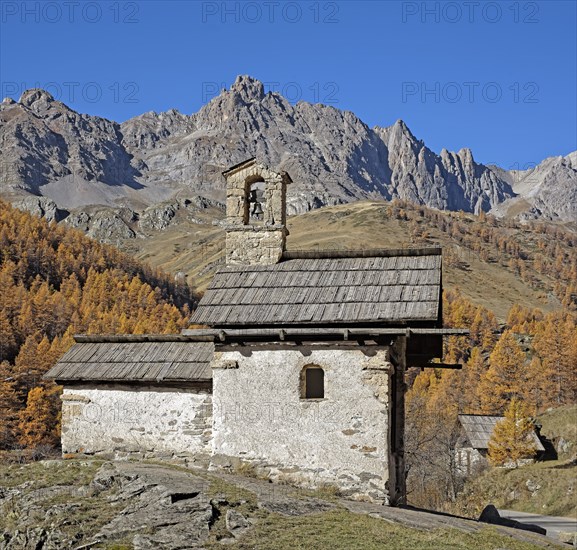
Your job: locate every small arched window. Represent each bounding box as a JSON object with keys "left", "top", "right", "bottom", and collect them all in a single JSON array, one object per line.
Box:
[{"left": 300, "top": 365, "right": 325, "bottom": 399}]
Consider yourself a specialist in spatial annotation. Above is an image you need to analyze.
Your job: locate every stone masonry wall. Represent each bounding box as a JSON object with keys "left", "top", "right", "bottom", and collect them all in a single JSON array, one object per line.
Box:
[
  {"left": 225, "top": 227, "right": 286, "bottom": 265},
  {"left": 60, "top": 385, "right": 212, "bottom": 462},
  {"left": 211, "top": 348, "right": 394, "bottom": 503}
]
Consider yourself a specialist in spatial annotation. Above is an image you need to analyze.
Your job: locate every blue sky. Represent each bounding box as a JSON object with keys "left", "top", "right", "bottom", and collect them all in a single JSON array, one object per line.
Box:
[{"left": 1, "top": 0, "right": 576, "bottom": 168}]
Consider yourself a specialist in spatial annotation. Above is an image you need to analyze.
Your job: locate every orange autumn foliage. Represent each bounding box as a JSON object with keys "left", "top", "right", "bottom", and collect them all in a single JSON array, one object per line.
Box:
[
  {"left": 488, "top": 398, "right": 538, "bottom": 467},
  {"left": 0, "top": 201, "right": 194, "bottom": 449}
]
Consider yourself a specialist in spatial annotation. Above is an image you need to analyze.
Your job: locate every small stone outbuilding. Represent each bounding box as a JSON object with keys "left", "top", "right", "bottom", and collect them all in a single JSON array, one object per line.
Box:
[
  {"left": 47, "top": 158, "right": 465, "bottom": 505},
  {"left": 455, "top": 414, "right": 545, "bottom": 475}
]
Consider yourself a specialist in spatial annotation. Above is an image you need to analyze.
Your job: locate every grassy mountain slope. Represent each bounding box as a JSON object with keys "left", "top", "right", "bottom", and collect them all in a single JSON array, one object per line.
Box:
[{"left": 121, "top": 200, "right": 576, "bottom": 320}]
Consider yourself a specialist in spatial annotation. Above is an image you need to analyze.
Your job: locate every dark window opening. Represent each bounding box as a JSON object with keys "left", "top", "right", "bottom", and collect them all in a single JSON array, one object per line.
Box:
[{"left": 305, "top": 367, "right": 324, "bottom": 399}]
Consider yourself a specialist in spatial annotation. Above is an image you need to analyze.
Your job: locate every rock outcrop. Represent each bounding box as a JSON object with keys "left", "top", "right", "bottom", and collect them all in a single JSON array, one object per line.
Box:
[
  {"left": 12, "top": 196, "right": 66, "bottom": 222},
  {"left": 0, "top": 89, "right": 140, "bottom": 197},
  {"left": 375, "top": 122, "right": 512, "bottom": 213}
]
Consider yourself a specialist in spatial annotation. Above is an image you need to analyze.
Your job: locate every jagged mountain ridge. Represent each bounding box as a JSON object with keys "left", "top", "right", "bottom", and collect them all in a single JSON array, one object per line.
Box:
[
  {"left": 0, "top": 75, "right": 574, "bottom": 223},
  {"left": 490, "top": 152, "right": 577, "bottom": 222},
  {"left": 119, "top": 75, "right": 514, "bottom": 214}
]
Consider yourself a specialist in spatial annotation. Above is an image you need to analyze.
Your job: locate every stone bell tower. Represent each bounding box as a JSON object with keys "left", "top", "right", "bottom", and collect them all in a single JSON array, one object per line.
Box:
[{"left": 222, "top": 158, "right": 292, "bottom": 266}]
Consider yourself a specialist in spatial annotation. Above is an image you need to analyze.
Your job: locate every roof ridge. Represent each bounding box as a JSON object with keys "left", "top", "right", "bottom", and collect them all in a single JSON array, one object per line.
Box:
[{"left": 282, "top": 247, "right": 442, "bottom": 260}]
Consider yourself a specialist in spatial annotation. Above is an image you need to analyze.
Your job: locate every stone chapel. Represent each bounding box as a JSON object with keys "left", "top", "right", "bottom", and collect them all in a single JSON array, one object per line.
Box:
[{"left": 46, "top": 158, "right": 465, "bottom": 505}]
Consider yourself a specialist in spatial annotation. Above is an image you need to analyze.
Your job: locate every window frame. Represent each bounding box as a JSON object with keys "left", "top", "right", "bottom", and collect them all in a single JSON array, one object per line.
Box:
[{"left": 300, "top": 364, "right": 325, "bottom": 400}]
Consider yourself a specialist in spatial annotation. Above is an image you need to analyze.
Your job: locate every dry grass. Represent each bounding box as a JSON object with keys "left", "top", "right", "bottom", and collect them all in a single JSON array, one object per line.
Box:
[
  {"left": 450, "top": 458, "right": 577, "bottom": 519},
  {"left": 538, "top": 405, "right": 577, "bottom": 458},
  {"left": 203, "top": 508, "right": 558, "bottom": 550},
  {"left": 0, "top": 458, "right": 103, "bottom": 490}
]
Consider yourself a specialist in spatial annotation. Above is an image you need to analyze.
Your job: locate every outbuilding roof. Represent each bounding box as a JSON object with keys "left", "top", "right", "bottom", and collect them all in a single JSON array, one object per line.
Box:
[
  {"left": 190, "top": 248, "right": 442, "bottom": 327},
  {"left": 458, "top": 414, "right": 545, "bottom": 451},
  {"left": 45, "top": 339, "right": 213, "bottom": 383}
]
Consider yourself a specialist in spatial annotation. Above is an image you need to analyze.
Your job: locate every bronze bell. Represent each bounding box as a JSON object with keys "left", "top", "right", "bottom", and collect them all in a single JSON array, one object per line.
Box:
[{"left": 252, "top": 201, "right": 264, "bottom": 220}]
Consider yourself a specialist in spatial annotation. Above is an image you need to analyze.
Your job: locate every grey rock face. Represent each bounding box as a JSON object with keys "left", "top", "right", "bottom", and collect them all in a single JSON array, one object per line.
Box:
[
  {"left": 94, "top": 463, "right": 214, "bottom": 549},
  {"left": 139, "top": 202, "right": 178, "bottom": 231},
  {"left": 375, "top": 122, "right": 513, "bottom": 213},
  {"left": 87, "top": 212, "right": 136, "bottom": 241},
  {"left": 0, "top": 89, "right": 140, "bottom": 197},
  {"left": 511, "top": 152, "right": 576, "bottom": 222},
  {"left": 1, "top": 76, "right": 572, "bottom": 222},
  {"left": 63, "top": 207, "right": 137, "bottom": 243},
  {"left": 225, "top": 509, "right": 251, "bottom": 536},
  {"left": 12, "top": 196, "right": 66, "bottom": 222},
  {"left": 489, "top": 152, "right": 577, "bottom": 222},
  {"left": 526, "top": 479, "right": 541, "bottom": 495}
]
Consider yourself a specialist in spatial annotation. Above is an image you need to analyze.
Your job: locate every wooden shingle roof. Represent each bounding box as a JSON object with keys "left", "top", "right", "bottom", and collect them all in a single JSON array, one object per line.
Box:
[
  {"left": 45, "top": 340, "right": 213, "bottom": 383},
  {"left": 190, "top": 250, "right": 442, "bottom": 327},
  {"left": 458, "top": 415, "right": 545, "bottom": 451}
]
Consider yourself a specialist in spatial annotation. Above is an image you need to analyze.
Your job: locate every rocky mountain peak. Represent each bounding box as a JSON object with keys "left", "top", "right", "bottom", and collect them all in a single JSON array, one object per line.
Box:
[
  {"left": 376, "top": 119, "right": 419, "bottom": 149},
  {"left": 19, "top": 88, "right": 57, "bottom": 111},
  {"left": 392, "top": 119, "right": 412, "bottom": 134},
  {"left": 16, "top": 88, "right": 85, "bottom": 122},
  {"left": 458, "top": 147, "right": 474, "bottom": 162},
  {"left": 228, "top": 75, "right": 266, "bottom": 102},
  {"left": 564, "top": 151, "right": 577, "bottom": 166}
]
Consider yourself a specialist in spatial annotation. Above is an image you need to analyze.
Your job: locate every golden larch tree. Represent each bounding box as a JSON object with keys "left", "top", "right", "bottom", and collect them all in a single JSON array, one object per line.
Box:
[
  {"left": 488, "top": 398, "right": 538, "bottom": 467},
  {"left": 479, "top": 330, "right": 527, "bottom": 414},
  {"left": 17, "top": 385, "right": 61, "bottom": 448},
  {"left": 532, "top": 312, "right": 577, "bottom": 406}
]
